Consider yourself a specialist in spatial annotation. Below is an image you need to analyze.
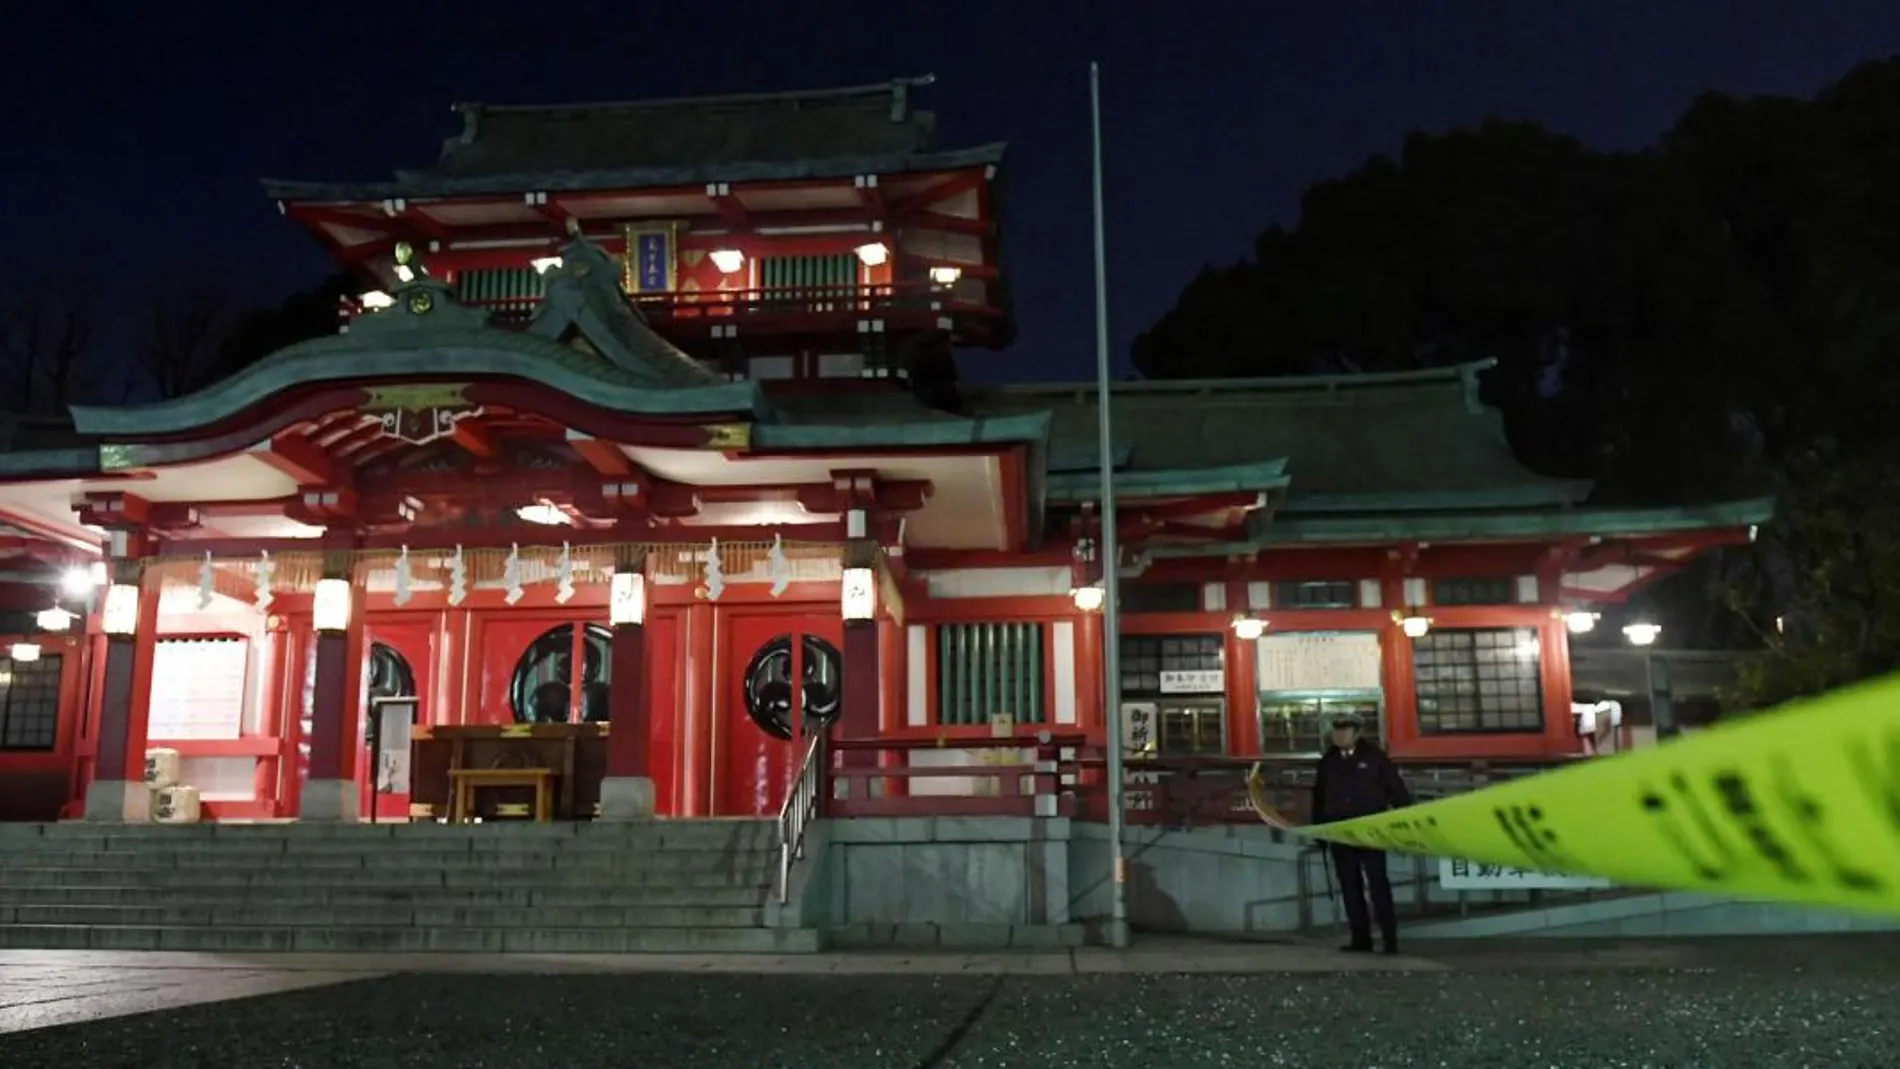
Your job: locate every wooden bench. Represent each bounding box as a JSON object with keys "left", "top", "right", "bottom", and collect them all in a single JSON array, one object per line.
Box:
[{"left": 449, "top": 767, "right": 558, "bottom": 823}]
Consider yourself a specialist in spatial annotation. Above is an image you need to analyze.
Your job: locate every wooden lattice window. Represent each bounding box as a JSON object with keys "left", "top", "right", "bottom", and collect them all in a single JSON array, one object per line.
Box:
[
  {"left": 0, "top": 654, "right": 62, "bottom": 752},
  {"left": 1274, "top": 580, "right": 1358, "bottom": 609},
  {"left": 935, "top": 622, "right": 1045, "bottom": 726},
  {"left": 1411, "top": 628, "right": 1544, "bottom": 734},
  {"left": 1430, "top": 577, "right": 1516, "bottom": 606}
]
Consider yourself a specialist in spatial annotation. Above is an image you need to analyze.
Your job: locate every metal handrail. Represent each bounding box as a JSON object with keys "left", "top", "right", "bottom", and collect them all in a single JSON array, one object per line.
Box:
[{"left": 775, "top": 732, "right": 826, "bottom": 905}]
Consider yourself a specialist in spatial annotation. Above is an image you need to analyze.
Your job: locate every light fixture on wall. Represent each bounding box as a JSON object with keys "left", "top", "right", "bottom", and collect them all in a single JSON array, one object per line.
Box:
[
  {"left": 1071, "top": 584, "right": 1105, "bottom": 613},
  {"left": 515, "top": 501, "right": 569, "bottom": 526},
  {"left": 928, "top": 265, "right": 962, "bottom": 285},
  {"left": 60, "top": 563, "right": 104, "bottom": 599},
  {"left": 359, "top": 290, "right": 395, "bottom": 310},
  {"left": 1394, "top": 609, "right": 1431, "bottom": 639},
  {"left": 101, "top": 583, "right": 140, "bottom": 637},
  {"left": 1623, "top": 621, "right": 1661, "bottom": 647},
  {"left": 312, "top": 579, "right": 352, "bottom": 634},
  {"left": 9, "top": 642, "right": 40, "bottom": 663},
  {"left": 1230, "top": 614, "right": 1266, "bottom": 641},
  {"left": 1564, "top": 610, "right": 1599, "bottom": 634},
  {"left": 709, "top": 249, "right": 746, "bottom": 274},
  {"left": 610, "top": 572, "right": 647, "bottom": 627},
  {"left": 841, "top": 567, "right": 877, "bottom": 621},
  {"left": 530, "top": 256, "right": 564, "bottom": 275},
  {"left": 35, "top": 607, "right": 73, "bottom": 632},
  {"left": 854, "top": 241, "right": 889, "bottom": 267}
]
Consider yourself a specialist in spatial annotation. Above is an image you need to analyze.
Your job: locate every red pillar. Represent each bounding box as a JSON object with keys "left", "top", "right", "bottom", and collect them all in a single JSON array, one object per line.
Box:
[
  {"left": 300, "top": 564, "right": 365, "bottom": 822},
  {"left": 600, "top": 616, "right": 656, "bottom": 819},
  {"left": 838, "top": 618, "right": 880, "bottom": 799},
  {"left": 84, "top": 570, "right": 160, "bottom": 822},
  {"left": 305, "top": 631, "right": 349, "bottom": 781},
  {"left": 836, "top": 524, "right": 881, "bottom": 802},
  {"left": 606, "top": 622, "right": 648, "bottom": 777}
]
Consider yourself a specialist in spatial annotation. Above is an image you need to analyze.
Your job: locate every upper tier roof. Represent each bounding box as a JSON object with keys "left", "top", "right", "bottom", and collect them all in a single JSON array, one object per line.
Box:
[
  {"left": 262, "top": 75, "right": 1006, "bottom": 200},
  {"left": 423, "top": 76, "right": 939, "bottom": 179}
]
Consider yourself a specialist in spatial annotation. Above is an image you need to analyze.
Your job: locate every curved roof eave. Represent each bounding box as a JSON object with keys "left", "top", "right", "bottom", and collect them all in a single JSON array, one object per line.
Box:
[
  {"left": 1046, "top": 459, "right": 1292, "bottom": 502},
  {"left": 750, "top": 410, "right": 1052, "bottom": 452},
  {"left": 68, "top": 331, "right": 765, "bottom": 439}
]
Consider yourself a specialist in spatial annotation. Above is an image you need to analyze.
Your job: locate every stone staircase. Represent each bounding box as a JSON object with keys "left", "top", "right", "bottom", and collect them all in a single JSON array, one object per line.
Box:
[{"left": 0, "top": 819, "right": 818, "bottom": 953}]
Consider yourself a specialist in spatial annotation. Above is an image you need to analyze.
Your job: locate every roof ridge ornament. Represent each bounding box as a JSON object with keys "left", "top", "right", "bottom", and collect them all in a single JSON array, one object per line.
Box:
[{"left": 353, "top": 242, "right": 491, "bottom": 336}]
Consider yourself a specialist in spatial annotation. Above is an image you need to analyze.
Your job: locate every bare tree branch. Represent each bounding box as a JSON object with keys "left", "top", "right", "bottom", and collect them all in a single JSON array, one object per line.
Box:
[
  {"left": 135, "top": 272, "right": 239, "bottom": 400},
  {"left": 0, "top": 270, "right": 102, "bottom": 416}
]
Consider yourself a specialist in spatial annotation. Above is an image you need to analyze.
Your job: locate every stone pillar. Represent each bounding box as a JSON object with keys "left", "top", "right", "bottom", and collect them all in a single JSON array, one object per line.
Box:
[
  {"left": 300, "top": 562, "right": 362, "bottom": 822},
  {"left": 85, "top": 562, "right": 158, "bottom": 823},
  {"left": 600, "top": 553, "right": 655, "bottom": 820}
]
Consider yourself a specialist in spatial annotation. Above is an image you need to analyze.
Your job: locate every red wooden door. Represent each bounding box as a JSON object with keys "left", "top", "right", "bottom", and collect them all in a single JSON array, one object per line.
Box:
[
  {"left": 643, "top": 611, "right": 680, "bottom": 815},
  {"left": 718, "top": 610, "right": 842, "bottom": 817}
]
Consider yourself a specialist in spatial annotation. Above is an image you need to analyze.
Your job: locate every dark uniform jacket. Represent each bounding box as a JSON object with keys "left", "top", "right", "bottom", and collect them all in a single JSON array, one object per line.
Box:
[{"left": 1311, "top": 742, "right": 1413, "bottom": 824}]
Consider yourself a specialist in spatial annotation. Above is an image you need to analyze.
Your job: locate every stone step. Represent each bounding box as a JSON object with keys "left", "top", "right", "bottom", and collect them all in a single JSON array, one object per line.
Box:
[
  {"left": 0, "top": 884, "right": 770, "bottom": 909},
  {"left": 2, "top": 821, "right": 779, "bottom": 848},
  {"left": 0, "top": 903, "right": 764, "bottom": 929},
  {"left": 3, "top": 835, "right": 779, "bottom": 857},
  {"left": 0, "top": 923, "right": 821, "bottom": 954},
  {"left": 0, "top": 867, "right": 773, "bottom": 890},
  {"left": 4, "top": 848, "right": 779, "bottom": 872}
]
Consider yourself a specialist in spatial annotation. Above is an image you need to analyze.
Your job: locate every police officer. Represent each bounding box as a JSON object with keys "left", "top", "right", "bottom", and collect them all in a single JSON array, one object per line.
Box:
[{"left": 1311, "top": 712, "right": 1412, "bottom": 954}]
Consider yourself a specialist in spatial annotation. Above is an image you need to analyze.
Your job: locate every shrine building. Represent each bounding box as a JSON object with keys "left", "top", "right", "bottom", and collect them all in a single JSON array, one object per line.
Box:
[{"left": 0, "top": 76, "right": 1769, "bottom": 824}]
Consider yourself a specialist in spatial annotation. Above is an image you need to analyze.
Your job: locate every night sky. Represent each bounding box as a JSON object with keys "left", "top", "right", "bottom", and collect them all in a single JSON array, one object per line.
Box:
[{"left": 4, "top": 1, "right": 1895, "bottom": 384}]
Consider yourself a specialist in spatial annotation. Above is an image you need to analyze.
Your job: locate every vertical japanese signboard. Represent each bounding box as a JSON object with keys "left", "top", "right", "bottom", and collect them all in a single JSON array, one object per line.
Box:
[{"left": 623, "top": 222, "right": 680, "bottom": 294}]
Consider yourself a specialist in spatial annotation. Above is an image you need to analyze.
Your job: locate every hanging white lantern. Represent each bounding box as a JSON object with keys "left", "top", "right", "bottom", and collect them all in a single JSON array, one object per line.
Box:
[
  {"left": 502, "top": 543, "right": 524, "bottom": 606},
  {"left": 447, "top": 545, "right": 468, "bottom": 607},
  {"left": 766, "top": 534, "right": 792, "bottom": 598},
  {"left": 195, "top": 552, "right": 215, "bottom": 610},
  {"left": 702, "top": 538, "right": 726, "bottom": 601},
  {"left": 253, "top": 551, "right": 275, "bottom": 613},
  {"left": 555, "top": 543, "right": 575, "bottom": 604},
  {"left": 393, "top": 546, "right": 414, "bottom": 608}
]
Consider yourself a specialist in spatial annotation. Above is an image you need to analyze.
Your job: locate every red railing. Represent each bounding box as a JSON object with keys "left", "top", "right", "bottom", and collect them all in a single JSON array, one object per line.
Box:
[
  {"left": 344, "top": 282, "right": 999, "bottom": 333},
  {"left": 812, "top": 736, "right": 1573, "bottom": 827},
  {"left": 824, "top": 733, "right": 1088, "bottom": 819}
]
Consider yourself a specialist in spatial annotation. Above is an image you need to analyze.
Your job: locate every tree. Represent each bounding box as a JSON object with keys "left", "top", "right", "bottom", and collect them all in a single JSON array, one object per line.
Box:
[
  {"left": 135, "top": 273, "right": 239, "bottom": 400},
  {"left": 1131, "top": 57, "right": 1900, "bottom": 707},
  {"left": 132, "top": 269, "right": 357, "bottom": 400},
  {"left": 0, "top": 271, "right": 103, "bottom": 414}
]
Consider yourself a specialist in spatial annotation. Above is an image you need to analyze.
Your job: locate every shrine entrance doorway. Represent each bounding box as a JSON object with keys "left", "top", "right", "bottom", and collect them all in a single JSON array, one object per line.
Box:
[{"left": 717, "top": 610, "right": 842, "bottom": 817}]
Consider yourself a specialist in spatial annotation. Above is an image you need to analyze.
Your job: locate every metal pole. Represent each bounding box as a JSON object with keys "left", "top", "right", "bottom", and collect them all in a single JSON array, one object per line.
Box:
[{"left": 1090, "top": 60, "right": 1131, "bottom": 949}]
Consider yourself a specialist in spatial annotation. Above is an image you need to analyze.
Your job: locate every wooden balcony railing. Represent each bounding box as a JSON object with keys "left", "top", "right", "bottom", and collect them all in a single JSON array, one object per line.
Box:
[{"left": 344, "top": 281, "right": 997, "bottom": 334}]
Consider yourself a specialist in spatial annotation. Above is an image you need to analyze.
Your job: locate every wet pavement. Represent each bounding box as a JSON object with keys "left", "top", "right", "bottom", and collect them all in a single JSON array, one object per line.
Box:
[{"left": 3, "top": 937, "right": 1897, "bottom": 1068}]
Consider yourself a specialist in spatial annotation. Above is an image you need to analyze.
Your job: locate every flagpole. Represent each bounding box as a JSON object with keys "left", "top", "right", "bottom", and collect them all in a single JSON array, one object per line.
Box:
[{"left": 1090, "top": 60, "right": 1131, "bottom": 950}]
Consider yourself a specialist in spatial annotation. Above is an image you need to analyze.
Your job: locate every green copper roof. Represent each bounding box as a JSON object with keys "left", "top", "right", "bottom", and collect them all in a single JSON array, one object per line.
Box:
[
  {"left": 752, "top": 410, "right": 1051, "bottom": 451},
  {"left": 427, "top": 78, "right": 940, "bottom": 179},
  {"left": 67, "top": 281, "right": 762, "bottom": 439},
  {"left": 1143, "top": 497, "right": 1775, "bottom": 557},
  {"left": 264, "top": 144, "right": 1006, "bottom": 202},
  {"left": 525, "top": 237, "right": 725, "bottom": 389},
  {"left": 1046, "top": 459, "right": 1290, "bottom": 502},
  {"left": 965, "top": 360, "right": 1591, "bottom": 513}
]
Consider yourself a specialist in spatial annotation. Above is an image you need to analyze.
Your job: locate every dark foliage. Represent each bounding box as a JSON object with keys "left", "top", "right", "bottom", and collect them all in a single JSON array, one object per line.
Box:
[{"left": 1131, "top": 58, "right": 1900, "bottom": 707}]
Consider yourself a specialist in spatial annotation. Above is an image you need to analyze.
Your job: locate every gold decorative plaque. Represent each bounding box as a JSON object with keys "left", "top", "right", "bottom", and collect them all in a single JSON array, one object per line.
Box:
[
  {"left": 363, "top": 384, "right": 471, "bottom": 410},
  {"left": 702, "top": 423, "right": 752, "bottom": 450}
]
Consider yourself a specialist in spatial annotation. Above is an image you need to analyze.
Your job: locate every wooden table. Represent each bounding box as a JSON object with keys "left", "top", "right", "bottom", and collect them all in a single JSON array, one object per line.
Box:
[
  {"left": 449, "top": 767, "right": 558, "bottom": 823},
  {"left": 409, "top": 723, "right": 609, "bottom": 822}
]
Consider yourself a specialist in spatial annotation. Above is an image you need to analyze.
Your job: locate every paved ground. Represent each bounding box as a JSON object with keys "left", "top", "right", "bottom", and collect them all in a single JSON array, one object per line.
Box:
[{"left": 3, "top": 936, "right": 1897, "bottom": 1067}]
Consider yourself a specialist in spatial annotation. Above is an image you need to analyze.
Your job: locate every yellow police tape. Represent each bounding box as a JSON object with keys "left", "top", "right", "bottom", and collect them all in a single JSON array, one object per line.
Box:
[{"left": 1244, "top": 674, "right": 1900, "bottom": 916}]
